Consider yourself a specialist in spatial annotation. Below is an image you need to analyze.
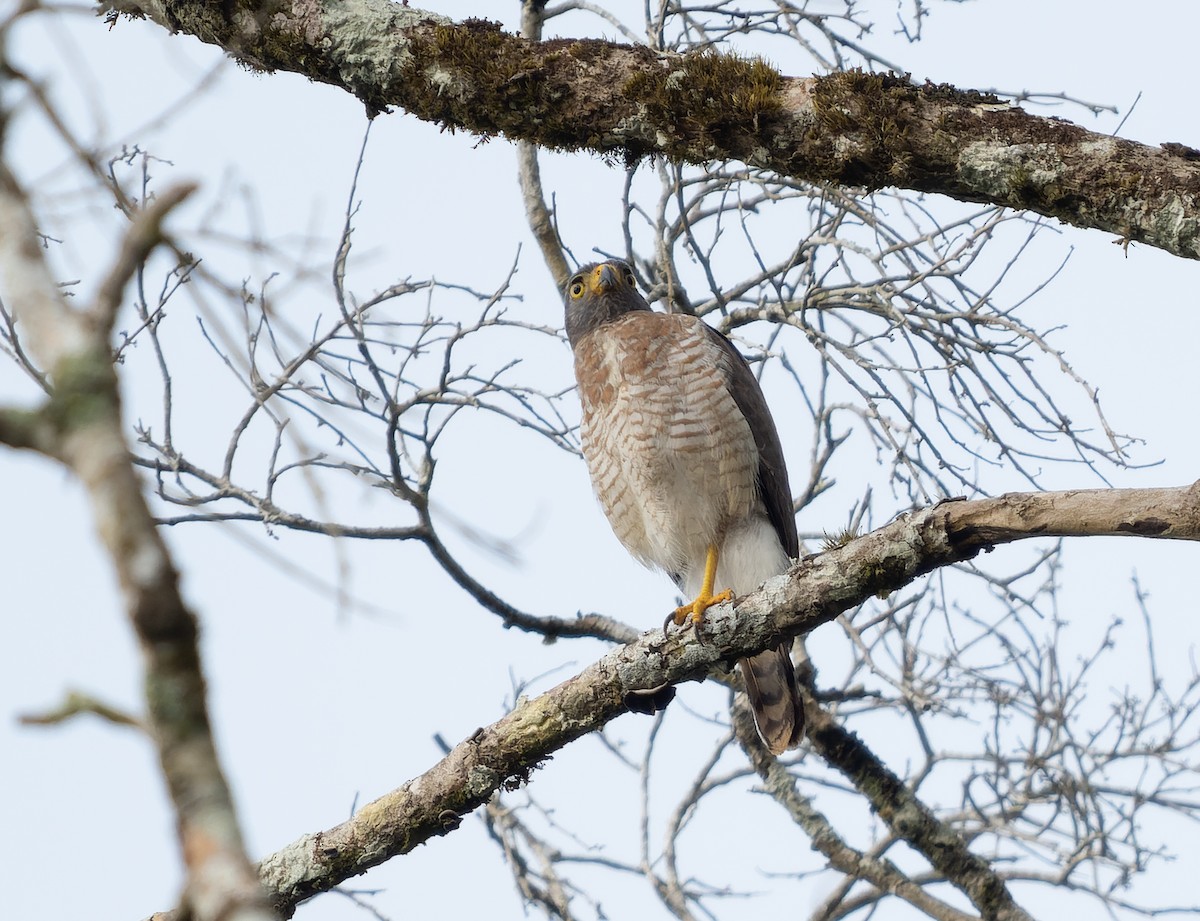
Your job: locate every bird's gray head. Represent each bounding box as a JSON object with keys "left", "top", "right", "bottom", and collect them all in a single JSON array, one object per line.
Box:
[{"left": 563, "top": 260, "right": 652, "bottom": 348}]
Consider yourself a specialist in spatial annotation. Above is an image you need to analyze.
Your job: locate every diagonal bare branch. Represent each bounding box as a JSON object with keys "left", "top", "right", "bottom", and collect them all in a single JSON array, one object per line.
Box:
[
  {"left": 159, "top": 481, "right": 1200, "bottom": 917},
  {"left": 92, "top": 180, "right": 197, "bottom": 334}
]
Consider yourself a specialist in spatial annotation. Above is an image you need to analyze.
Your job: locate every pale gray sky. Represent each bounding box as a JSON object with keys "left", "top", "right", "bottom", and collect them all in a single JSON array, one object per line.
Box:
[{"left": 3, "top": 2, "right": 1199, "bottom": 919}]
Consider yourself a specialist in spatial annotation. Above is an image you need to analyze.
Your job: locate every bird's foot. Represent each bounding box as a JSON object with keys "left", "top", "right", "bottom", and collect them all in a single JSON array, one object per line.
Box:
[{"left": 667, "top": 588, "right": 733, "bottom": 631}]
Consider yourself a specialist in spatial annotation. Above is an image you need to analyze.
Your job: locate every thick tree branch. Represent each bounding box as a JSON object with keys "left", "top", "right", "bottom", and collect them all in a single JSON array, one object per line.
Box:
[
  {"left": 177, "top": 482, "right": 1200, "bottom": 917},
  {"left": 102, "top": 1, "right": 1200, "bottom": 259},
  {"left": 0, "top": 166, "right": 273, "bottom": 921},
  {"left": 0, "top": 164, "right": 92, "bottom": 361},
  {"left": 940, "top": 487, "right": 1200, "bottom": 541},
  {"left": 0, "top": 405, "right": 57, "bottom": 453}
]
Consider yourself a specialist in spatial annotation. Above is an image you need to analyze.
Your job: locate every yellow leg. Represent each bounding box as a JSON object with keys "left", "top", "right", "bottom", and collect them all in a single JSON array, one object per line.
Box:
[{"left": 671, "top": 544, "right": 733, "bottom": 627}]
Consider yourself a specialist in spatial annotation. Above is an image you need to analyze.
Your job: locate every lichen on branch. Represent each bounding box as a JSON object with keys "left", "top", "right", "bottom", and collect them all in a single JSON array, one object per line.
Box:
[{"left": 101, "top": 0, "right": 1200, "bottom": 259}]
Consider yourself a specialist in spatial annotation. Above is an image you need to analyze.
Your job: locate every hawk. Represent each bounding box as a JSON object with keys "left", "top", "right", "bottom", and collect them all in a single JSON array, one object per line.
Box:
[{"left": 565, "top": 259, "right": 804, "bottom": 754}]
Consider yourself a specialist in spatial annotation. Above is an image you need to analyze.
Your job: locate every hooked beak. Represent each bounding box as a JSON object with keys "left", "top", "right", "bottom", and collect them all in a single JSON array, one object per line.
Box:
[{"left": 591, "top": 262, "right": 621, "bottom": 294}]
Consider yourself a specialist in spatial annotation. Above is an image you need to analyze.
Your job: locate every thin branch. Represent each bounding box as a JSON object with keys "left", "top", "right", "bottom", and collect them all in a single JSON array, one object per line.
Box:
[
  {"left": 19, "top": 689, "right": 145, "bottom": 730},
  {"left": 732, "top": 697, "right": 980, "bottom": 921},
  {"left": 92, "top": 180, "right": 197, "bottom": 334}
]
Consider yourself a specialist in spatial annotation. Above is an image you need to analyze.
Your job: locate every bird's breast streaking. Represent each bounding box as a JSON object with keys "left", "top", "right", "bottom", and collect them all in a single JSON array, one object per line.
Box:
[
  {"left": 564, "top": 258, "right": 804, "bottom": 754},
  {"left": 574, "top": 311, "right": 761, "bottom": 578}
]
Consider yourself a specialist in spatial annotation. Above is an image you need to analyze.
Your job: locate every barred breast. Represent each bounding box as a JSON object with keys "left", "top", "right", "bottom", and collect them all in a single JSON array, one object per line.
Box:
[{"left": 574, "top": 312, "right": 761, "bottom": 579}]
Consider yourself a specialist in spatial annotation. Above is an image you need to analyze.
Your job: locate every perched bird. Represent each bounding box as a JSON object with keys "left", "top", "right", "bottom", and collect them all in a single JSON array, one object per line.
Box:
[{"left": 565, "top": 259, "right": 804, "bottom": 754}]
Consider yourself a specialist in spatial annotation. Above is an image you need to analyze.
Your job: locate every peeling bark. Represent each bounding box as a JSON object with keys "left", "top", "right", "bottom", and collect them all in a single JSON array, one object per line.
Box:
[
  {"left": 101, "top": 0, "right": 1200, "bottom": 259},
  {"left": 171, "top": 482, "right": 1199, "bottom": 916}
]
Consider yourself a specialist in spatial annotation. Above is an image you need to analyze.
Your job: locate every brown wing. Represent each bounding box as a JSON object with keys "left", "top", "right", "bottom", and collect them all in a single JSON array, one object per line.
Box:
[
  {"left": 702, "top": 324, "right": 798, "bottom": 559},
  {"left": 702, "top": 324, "right": 804, "bottom": 753}
]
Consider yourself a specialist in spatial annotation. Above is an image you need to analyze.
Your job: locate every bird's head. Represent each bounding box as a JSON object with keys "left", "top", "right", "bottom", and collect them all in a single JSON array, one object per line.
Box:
[{"left": 563, "top": 260, "right": 651, "bottom": 348}]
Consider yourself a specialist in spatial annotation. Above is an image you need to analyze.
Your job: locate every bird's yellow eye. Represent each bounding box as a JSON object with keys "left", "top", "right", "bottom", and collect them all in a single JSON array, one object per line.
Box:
[
  {"left": 569, "top": 279, "right": 585, "bottom": 298},
  {"left": 624, "top": 270, "right": 636, "bottom": 286}
]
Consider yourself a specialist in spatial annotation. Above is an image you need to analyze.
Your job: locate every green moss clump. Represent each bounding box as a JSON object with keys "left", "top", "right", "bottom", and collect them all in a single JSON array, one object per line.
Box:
[
  {"left": 623, "top": 49, "right": 784, "bottom": 161},
  {"left": 809, "top": 69, "right": 918, "bottom": 187},
  {"left": 396, "top": 19, "right": 579, "bottom": 143}
]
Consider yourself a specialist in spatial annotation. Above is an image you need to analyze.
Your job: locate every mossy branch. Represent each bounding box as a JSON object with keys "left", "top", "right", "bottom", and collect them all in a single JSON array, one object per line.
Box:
[{"left": 100, "top": 0, "right": 1200, "bottom": 259}]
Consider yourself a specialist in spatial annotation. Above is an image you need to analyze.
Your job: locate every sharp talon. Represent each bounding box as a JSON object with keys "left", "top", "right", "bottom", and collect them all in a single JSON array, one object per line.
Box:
[{"left": 667, "top": 587, "right": 733, "bottom": 636}]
